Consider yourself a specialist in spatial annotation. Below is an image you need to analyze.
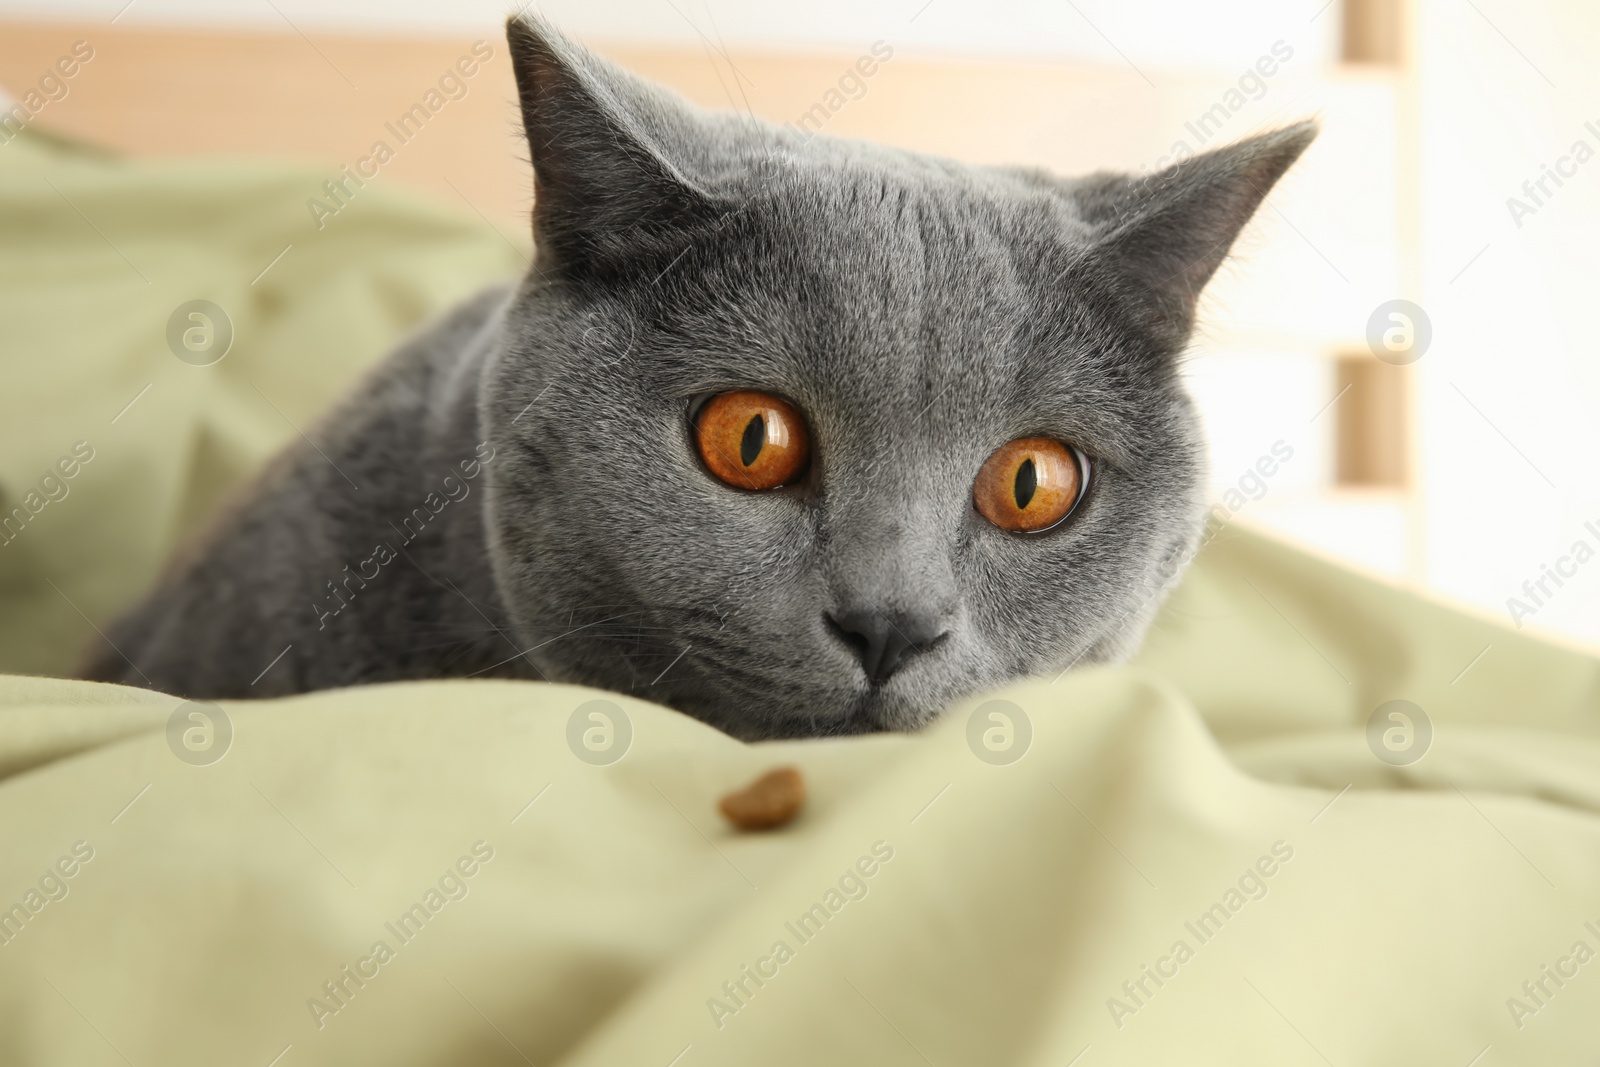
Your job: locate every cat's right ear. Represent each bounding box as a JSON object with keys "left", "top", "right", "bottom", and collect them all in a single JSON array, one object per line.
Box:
[{"left": 506, "top": 16, "right": 720, "bottom": 276}]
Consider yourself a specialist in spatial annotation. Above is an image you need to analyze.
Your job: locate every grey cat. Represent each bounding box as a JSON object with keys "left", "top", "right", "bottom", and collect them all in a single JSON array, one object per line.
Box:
[{"left": 83, "top": 16, "right": 1314, "bottom": 740}]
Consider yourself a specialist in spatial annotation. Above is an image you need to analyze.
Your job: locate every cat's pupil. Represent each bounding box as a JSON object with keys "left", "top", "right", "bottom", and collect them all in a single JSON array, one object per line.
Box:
[
  {"left": 740, "top": 414, "right": 765, "bottom": 466},
  {"left": 1014, "top": 458, "right": 1037, "bottom": 510}
]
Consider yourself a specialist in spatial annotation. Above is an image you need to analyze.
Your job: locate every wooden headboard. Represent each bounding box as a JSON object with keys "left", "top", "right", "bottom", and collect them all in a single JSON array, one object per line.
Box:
[{"left": 0, "top": 20, "right": 1160, "bottom": 224}]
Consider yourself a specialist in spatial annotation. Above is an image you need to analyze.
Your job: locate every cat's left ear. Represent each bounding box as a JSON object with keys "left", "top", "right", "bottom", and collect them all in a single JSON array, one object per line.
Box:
[{"left": 1073, "top": 121, "right": 1317, "bottom": 350}]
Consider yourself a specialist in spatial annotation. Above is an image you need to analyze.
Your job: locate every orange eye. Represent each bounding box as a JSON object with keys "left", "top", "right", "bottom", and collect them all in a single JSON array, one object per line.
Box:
[
  {"left": 974, "top": 437, "right": 1085, "bottom": 533},
  {"left": 695, "top": 391, "right": 811, "bottom": 490}
]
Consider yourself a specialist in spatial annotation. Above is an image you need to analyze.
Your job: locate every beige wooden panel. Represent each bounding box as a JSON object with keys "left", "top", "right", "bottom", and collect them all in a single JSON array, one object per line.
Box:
[{"left": 0, "top": 21, "right": 1157, "bottom": 223}]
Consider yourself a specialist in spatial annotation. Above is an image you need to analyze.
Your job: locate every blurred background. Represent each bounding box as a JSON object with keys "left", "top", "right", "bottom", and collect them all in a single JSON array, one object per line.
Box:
[{"left": 3, "top": 0, "right": 1598, "bottom": 650}]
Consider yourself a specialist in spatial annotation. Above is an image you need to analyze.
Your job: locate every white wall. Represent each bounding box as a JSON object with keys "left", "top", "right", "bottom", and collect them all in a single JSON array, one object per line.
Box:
[
  {"left": 1417, "top": 0, "right": 1600, "bottom": 646},
  {"left": 0, "top": 0, "right": 1341, "bottom": 67}
]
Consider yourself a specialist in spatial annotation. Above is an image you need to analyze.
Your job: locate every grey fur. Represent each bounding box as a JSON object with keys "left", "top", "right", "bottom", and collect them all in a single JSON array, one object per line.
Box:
[{"left": 82, "top": 17, "right": 1315, "bottom": 739}]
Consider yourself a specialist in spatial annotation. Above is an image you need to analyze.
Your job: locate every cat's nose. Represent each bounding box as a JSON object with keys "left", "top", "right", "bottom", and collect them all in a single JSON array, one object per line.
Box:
[{"left": 826, "top": 607, "right": 950, "bottom": 685}]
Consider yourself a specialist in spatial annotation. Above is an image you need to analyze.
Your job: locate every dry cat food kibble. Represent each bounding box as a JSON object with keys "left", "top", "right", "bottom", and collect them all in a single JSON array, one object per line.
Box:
[{"left": 718, "top": 766, "right": 806, "bottom": 830}]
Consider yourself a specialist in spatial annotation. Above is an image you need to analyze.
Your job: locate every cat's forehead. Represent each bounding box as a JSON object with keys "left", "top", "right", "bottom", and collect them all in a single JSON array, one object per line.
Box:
[
  {"left": 680, "top": 165, "right": 1104, "bottom": 370},
  {"left": 682, "top": 159, "right": 1088, "bottom": 359},
  {"left": 765, "top": 153, "right": 1086, "bottom": 285},
  {"left": 619, "top": 169, "right": 1151, "bottom": 470}
]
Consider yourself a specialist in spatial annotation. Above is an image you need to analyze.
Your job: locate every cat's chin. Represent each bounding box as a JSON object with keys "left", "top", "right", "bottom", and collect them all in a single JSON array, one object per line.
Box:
[
  {"left": 749, "top": 686, "right": 947, "bottom": 740},
  {"left": 855, "top": 689, "right": 947, "bottom": 735},
  {"left": 700, "top": 698, "right": 883, "bottom": 742},
  {"left": 667, "top": 685, "right": 927, "bottom": 741}
]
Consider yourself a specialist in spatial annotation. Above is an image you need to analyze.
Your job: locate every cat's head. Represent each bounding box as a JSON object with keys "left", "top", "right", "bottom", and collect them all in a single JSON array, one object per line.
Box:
[{"left": 480, "top": 17, "right": 1314, "bottom": 739}]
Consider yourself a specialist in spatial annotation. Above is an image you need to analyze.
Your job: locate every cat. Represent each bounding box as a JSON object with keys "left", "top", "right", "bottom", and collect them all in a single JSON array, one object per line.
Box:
[{"left": 82, "top": 16, "right": 1314, "bottom": 740}]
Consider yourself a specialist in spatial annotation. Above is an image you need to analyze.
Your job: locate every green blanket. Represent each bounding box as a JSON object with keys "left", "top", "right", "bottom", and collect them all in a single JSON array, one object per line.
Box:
[{"left": 3, "top": 130, "right": 1599, "bottom": 1066}]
